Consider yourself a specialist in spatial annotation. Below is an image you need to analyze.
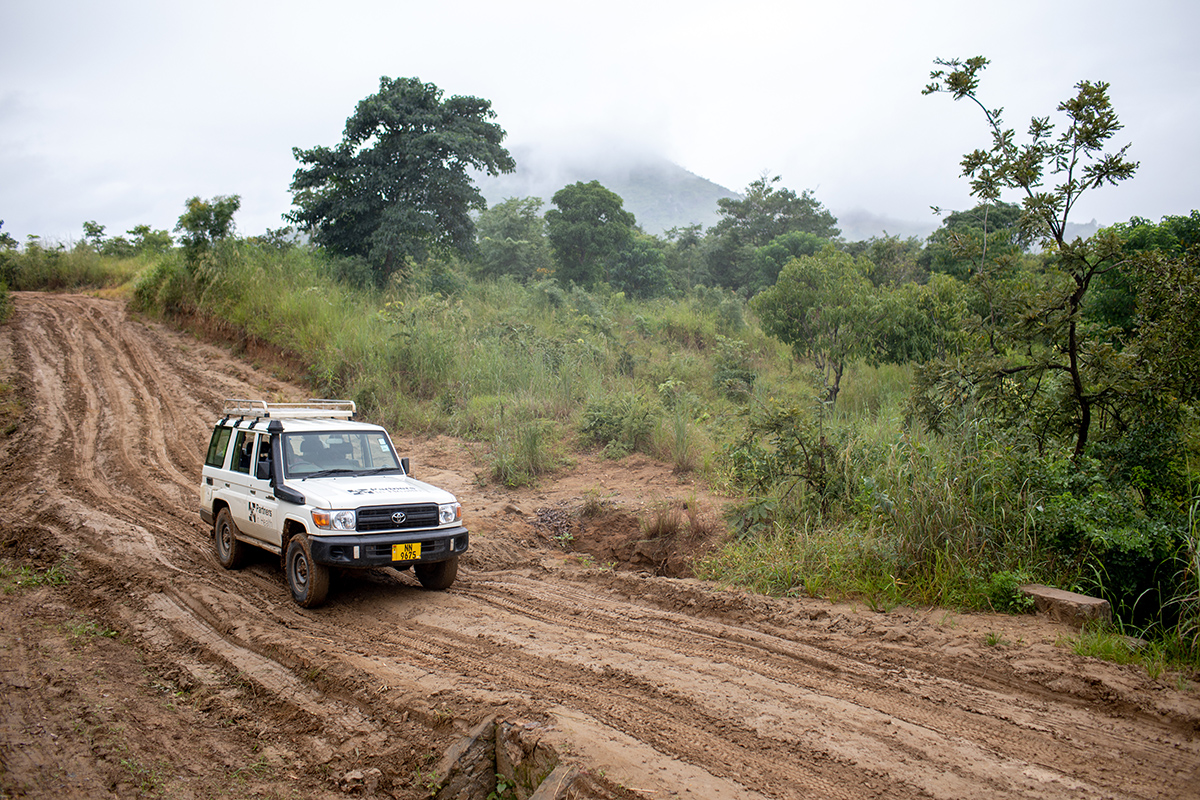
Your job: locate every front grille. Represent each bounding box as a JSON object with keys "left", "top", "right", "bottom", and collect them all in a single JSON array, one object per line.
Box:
[{"left": 357, "top": 503, "right": 439, "bottom": 532}]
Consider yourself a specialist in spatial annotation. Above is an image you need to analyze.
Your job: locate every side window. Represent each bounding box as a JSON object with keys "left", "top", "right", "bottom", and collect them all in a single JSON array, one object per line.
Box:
[
  {"left": 255, "top": 434, "right": 274, "bottom": 480},
  {"left": 205, "top": 426, "right": 233, "bottom": 468},
  {"left": 231, "top": 431, "right": 255, "bottom": 475}
]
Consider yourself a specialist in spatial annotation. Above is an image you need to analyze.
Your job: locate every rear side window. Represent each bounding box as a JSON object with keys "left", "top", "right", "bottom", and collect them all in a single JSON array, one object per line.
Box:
[
  {"left": 231, "top": 431, "right": 256, "bottom": 474},
  {"left": 205, "top": 426, "right": 233, "bottom": 468}
]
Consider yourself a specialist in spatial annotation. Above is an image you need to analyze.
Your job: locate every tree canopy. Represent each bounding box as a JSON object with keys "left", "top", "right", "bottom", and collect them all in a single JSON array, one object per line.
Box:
[
  {"left": 751, "top": 245, "right": 874, "bottom": 404},
  {"left": 475, "top": 196, "right": 554, "bottom": 281},
  {"left": 175, "top": 195, "right": 240, "bottom": 264},
  {"left": 544, "top": 181, "right": 637, "bottom": 288},
  {"left": 922, "top": 201, "right": 1028, "bottom": 279},
  {"left": 920, "top": 56, "right": 1140, "bottom": 458},
  {"left": 288, "top": 77, "right": 514, "bottom": 283},
  {"left": 706, "top": 176, "right": 839, "bottom": 293}
]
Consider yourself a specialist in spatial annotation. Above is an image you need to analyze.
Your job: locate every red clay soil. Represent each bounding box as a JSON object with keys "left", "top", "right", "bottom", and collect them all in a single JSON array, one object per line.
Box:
[{"left": 1, "top": 292, "right": 1197, "bottom": 799}]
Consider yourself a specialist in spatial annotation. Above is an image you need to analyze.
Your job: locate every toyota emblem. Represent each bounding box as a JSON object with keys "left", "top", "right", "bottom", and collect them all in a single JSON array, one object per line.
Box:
[{"left": 391, "top": 511, "right": 407, "bottom": 525}]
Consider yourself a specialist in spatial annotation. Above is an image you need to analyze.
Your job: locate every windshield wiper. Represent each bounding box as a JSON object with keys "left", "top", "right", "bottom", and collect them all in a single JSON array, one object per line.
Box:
[
  {"left": 356, "top": 466, "right": 406, "bottom": 476},
  {"left": 301, "top": 468, "right": 358, "bottom": 479}
]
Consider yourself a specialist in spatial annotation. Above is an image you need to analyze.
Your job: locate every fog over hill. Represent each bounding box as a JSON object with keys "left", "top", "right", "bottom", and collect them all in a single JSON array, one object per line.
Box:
[
  {"left": 477, "top": 145, "right": 739, "bottom": 236},
  {"left": 475, "top": 145, "right": 938, "bottom": 242},
  {"left": 476, "top": 145, "right": 1100, "bottom": 244}
]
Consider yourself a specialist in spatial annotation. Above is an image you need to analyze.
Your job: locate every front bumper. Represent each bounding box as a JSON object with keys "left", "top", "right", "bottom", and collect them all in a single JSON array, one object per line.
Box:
[{"left": 308, "top": 526, "right": 469, "bottom": 568}]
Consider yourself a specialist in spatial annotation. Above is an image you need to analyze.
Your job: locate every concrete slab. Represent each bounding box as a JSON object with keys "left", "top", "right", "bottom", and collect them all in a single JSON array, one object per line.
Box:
[{"left": 1019, "top": 584, "right": 1112, "bottom": 629}]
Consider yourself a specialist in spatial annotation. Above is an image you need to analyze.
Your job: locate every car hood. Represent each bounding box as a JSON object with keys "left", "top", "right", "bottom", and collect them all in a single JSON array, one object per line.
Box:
[{"left": 287, "top": 474, "right": 455, "bottom": 509}]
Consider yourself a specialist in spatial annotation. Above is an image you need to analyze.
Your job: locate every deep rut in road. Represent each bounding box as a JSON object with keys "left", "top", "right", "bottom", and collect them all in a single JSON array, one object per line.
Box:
[{"left": 1, "top": 292, "right": 1198, "bottom": 799}]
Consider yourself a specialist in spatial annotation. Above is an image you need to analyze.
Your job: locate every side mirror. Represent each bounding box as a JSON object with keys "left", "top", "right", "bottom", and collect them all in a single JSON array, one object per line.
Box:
[
  {"left": 401, "top": 457, "right": 411, "bottom": 478},
  {"left": 256, "top": 459, "right": 273, "bottom": 481}
]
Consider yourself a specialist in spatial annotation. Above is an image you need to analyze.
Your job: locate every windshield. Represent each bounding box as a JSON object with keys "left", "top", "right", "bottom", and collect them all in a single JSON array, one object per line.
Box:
[{"left": 282, "top": 431, "right": 402, "bottom": 478}]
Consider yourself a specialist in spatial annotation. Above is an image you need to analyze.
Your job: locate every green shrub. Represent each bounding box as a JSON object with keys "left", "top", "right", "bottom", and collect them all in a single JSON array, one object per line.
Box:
[
  {"left": 580, "top": 392, "right": 658, "bottom": 457},
  {"left": 132, "top": 256, "right": 190, "bottom": 313},
  {"left": 490, "top": 416, "right": 557, "bottom": 486},
  {"left": 1040, "top": 471, "right": 1184, "bottom": 621},
  {"left": 983, "top": 570, "right": 1036, "bottom": 613}
]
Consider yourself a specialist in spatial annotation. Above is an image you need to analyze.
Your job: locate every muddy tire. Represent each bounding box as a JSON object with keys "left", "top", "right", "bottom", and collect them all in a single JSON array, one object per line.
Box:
[
  {"left": 213, "top": 507, "right": 248, "bottom": 569},
  {"left": 414, "top": 556, "right": 458, "bottom": 590},
  {"left": 286, "top": 534, "right": 330, "bottom": 608}
]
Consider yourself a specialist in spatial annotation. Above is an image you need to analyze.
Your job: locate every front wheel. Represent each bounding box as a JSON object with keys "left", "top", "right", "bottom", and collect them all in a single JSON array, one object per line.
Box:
[
  {"left": 213, "top": 508, "right": 248, "bottom": 569},
  {"left": 414, "top": 556, "right": 458, "bottom": 590},
  {"left": 286, "top": 534, "right": 330, "bottom": 608}
]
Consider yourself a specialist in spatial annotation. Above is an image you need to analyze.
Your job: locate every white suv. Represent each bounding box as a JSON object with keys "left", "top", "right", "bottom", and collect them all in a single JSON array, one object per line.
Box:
[{"left": 199, "top": 399, "right": 468, "bottom": 607}]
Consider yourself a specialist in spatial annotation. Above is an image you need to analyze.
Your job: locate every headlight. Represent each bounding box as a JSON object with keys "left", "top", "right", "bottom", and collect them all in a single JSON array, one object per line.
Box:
[
  {"left": 438, "top": 503, "right": 461, "bottom": 525},
  {"left": 312, "top": 509, "right": 356, "bottom": 530}
]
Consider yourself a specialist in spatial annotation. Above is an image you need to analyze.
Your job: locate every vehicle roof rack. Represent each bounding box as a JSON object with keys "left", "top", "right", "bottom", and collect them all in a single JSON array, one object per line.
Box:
[{"left": 221, "top": 399, "right": 357, "bottom": 421}]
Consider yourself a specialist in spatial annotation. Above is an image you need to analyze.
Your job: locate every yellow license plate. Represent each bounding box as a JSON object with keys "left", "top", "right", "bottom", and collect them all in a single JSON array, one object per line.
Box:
[{"left": 392, "top": 542, "right": 421, "bottom": 561}]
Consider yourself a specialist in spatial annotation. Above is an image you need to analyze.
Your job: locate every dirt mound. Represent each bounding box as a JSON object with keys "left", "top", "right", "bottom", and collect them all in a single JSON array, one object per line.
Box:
[{"left": 2, "top": 293, "right": 1199, "bottom": 800}]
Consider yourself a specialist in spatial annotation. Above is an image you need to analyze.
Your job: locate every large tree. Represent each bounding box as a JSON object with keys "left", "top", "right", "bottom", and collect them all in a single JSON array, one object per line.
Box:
[
  {"left": 922, "top": 200, "right": 1029, "bottom": 279},
  {"left": 475, "top": 196, "right": 553, "bottom": 281},
  {"left": 288, "top": 77, "right": 514, "bottom": 283},
  {"left": 544, "top": 181, "right": 636, "bottom": 288},
  {"left": 175, "top": 195, "right": 240, "bottom": 265},
  {"left": 751, "top": 245, "right": 875, "bottom": 405},
  {"left": 706, "top": 175, "right": 839, "bottom": 293}
]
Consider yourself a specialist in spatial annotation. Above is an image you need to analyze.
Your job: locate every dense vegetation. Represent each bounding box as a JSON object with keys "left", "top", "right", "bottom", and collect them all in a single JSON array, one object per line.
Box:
[{"left": 2, "top": 61, "right": 1197, "bottom": 674}]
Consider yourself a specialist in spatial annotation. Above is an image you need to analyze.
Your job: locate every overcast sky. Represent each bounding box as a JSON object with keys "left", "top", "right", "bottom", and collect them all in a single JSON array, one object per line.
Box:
[{"left": 3, "top": 0, "right": 1197, "bottom": 244}]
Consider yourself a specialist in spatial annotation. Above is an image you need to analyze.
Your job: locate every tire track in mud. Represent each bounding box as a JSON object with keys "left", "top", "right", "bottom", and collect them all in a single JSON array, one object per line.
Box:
[
  {"left": 3, "top": 293, "right": 1199, "bottom": 800},
  {"left": 327, "top": 603, "right": 874, "bottom": 800},
  {"left": 12, "top": 298, "right": 194, "bottom": 573},
  {"left": 422, "top": 576, "right": 1186, "bottom": 799},
  {"left": 8, "top": 295, "right": 291, "bottom": 575}
]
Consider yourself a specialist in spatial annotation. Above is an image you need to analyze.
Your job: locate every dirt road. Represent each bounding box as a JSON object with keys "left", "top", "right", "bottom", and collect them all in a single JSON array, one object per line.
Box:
[{"left": 1, "top": 293, "right": 1197, "bottom": 799}]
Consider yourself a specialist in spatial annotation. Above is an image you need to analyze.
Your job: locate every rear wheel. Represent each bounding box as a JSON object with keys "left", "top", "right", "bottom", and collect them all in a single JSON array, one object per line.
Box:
[
  {"left": 213, "top": 508, "right": 248, "bottom": 569},
  {"left": 286, "top": 534, "right": 330, "bottom": 608},
  {"left": 414, "top": 556, "right": 458, "bottom": 590}
]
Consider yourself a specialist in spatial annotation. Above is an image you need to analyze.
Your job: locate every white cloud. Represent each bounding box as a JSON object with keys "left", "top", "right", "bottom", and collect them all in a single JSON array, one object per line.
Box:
[{"left": 2, "top": 0, "right": 1197, "bottom": 242}]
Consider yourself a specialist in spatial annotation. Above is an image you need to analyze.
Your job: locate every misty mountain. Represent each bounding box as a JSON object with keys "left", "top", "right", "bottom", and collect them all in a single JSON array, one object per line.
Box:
[
  {"left": 476, "top": 145, "right": 740, "bottom": 236},
  {"left": 475, "top": 145, "right": 1099, "bottom": 245}
]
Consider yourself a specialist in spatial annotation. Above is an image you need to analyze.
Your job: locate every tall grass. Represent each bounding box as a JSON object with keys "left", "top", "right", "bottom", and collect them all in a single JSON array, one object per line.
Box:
[
  {"left": 125, "top": 241, "right": 769, "bottom": 466},
  {"left": 2, "top": 241, "right": 144, "bottom": 292},
  {"left": 700, "top": 368, "right": 1061, "bottom": 613}
]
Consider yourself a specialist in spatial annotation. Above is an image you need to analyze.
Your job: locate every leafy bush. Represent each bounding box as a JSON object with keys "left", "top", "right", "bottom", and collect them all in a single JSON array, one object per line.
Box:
[
  {"left": 712, "top": 336, "right": 756, "bottom": 401},
  {"left": 1038, "top": 458, "right": 1185, "bottom": 621},
  {"left": 984, "top": 571, "right": 1036, "bottom": 613},
  {"left": 580, "top": 392, "right": 658, "bottom": 458},
  {"left": 724, "top": 395, "right": 839, "bottom": 506}
]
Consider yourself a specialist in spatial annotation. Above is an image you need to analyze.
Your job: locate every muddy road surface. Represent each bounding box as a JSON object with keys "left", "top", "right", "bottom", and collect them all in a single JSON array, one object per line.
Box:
[{"left": 1, "top": 293, "right": 1198, "bottom": 799}]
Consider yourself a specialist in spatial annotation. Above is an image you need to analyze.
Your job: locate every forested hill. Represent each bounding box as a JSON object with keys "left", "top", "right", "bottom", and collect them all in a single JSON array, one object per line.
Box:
[{"left": 476, "top": 145, "right": 740, "bottom": 235}]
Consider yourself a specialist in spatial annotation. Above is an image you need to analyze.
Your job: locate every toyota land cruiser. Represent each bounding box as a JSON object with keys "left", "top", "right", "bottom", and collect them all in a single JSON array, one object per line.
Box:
[{"left": 199, "top": 399, "right": 468, "bottom": 607}]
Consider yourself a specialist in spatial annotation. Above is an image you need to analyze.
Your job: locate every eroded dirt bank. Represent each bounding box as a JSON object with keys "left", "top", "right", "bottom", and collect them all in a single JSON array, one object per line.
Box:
[{"left": 1, "top": 292, "right": 1198, "bottom": 799}]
